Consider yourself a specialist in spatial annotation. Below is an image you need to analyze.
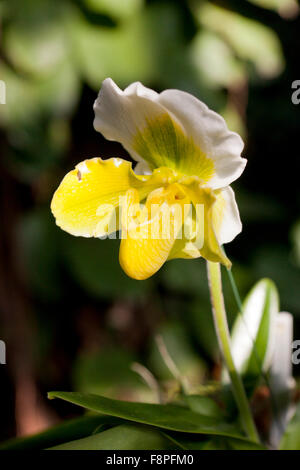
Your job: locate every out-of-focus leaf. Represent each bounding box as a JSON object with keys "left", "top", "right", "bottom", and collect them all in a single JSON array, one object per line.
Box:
[
  {"left": 279, "top": 402, "right": 300, "bottom": 450},
  {"left": 200, "top": 436, "right": 265, "bottom": 450},
  {"left": 0, "top": 62, "right": 79, "bottom": 132},
  {"left": 63, "top": 236, "right": 152, "bottom": 300},
  {"left": 221, "top": 103, "right": 246, "bottom": 140},
  {"left": 72, "top": 347, "right": 154, "bottom": 402},
  {"left": 225, "top": 278, "right": 279, "bottom": 383},
  {"left": 50, "top": 423, "right": 173, "bottom": 450},
  {"left": 159, "top": 259, "right": 217, "bottom": 360},
  {"left": 248, "top": 0, "right": 299, "bottom": 17},
  {"left": 71, "top": 3, "right": 195, "bottom": 91},
  {"left": 138, "top": 3, "right": 199, "bottom": 92},
  {"left": 161, "top": 258, "right": 251, "bottom": 311},
  {"left": 70, "top": 10, "right": 154, "bottom": 89},
  {"left": 216, "top": 437, "right": 265, "bottom": 450},
  {"left": 238, "top": 190, "right": 285, "bottom": 223},
  {"left": 163, "top": 433, "right": 265, "bottom": 450},
  {"left": 5, "top": 23, "right": 67, "bottom": 77},
  {"left": 148, "top": 321, "right": 206, "bottom": 389},
  {"left": 83, "top": 0, "right": 143, "bottom": 20},
  {"left": 183, "top": 395, "right": 224, "bottom": 419},
  {"left": 48, "top": 391, "right": 247, "bottom": 439},
  {"left": 291, "top": 221, "right": 300, "bottom": 266},
  {"left": 7, "top": 122, "right": 70, "bottom": 182},
  {"left": 0, "top": 62, "right": 36, "bottom": 127},
  {"left": 160, "top": 258, "right": 207, "bottom": 297},
  {"left": 253, "top": 246, "right": 300, "bottom": 315},
  {"left": 190, "top": 31, "right": 245, "bottom": 89},
  {"left": 198, "top": 3, "right": 284, "bottom": 78},
  {"left": 0, "top": 62, "right": 78, "bottom": 180},
  {"left": 0, "top": 1, "right": 79, "bottom": 135},
  {"left": 188, "top": 302, "right": 218, "bottom": 361},
  {"left": 19, "top": 208, "right": 63, "bottom": 300},
  {"left": 160, "top": 259, "right": 252, "bottom": 361},
  {"left": 0, "top": 415, "right": 120, "bottom": 450},
  {"left": 35, "top": 61, "right": 80, "bottom": 117},
  {"left": 3, "top": 0, "right": 74, "bottom": 78}
]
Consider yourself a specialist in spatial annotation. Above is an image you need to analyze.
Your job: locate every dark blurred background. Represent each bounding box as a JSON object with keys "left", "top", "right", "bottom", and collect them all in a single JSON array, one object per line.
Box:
[{"left": 0, "top": 0, "right": 300, "bottom": 441}]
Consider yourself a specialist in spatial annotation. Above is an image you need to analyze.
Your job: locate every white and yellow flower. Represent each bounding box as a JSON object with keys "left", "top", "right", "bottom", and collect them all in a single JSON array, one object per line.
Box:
[{"left": 51, "top": 78, "right": 246, "bottom": 280}]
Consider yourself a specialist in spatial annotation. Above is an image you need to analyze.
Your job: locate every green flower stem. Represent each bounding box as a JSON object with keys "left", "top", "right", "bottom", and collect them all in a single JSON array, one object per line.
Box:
[{"left": 207, "top": 261, "right": 259, "bottom": 443}]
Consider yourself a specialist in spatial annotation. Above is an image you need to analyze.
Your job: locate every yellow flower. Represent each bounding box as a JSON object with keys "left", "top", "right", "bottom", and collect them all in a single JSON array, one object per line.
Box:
[{"left": 51, "top": 79, "right": 246, "bottom": 280}]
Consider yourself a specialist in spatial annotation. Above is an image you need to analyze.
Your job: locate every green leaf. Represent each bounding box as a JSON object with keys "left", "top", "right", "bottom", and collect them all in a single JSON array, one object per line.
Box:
[
  {"left": 0, "top": 415, "right": 120, "bottom": 450},
  {"left": 279, "top": 403, "right": 300, "bottom": 450},
  {"left": 226, "top": 278, "right": 279, "bottom": 383},
  {"left": 50, "top": 423, "right": 173, "bottom": 450},
  {"left": 48, "top": 391, "right": 250, "bottom": 440},
  {"left": 183, "top": 395, "right": 225, "bottom": 419},
  {"left": 197, "top": 437, "right": 265, "bottom": 450},
  {"left": 163, "top": 433, "right": 266, "bottom": 450}
]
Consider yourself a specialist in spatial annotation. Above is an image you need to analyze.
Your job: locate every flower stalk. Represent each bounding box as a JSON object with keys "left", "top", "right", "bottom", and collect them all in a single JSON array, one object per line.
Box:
[{"left": 207, "top": 260, "right": 259, "bottom": 443}]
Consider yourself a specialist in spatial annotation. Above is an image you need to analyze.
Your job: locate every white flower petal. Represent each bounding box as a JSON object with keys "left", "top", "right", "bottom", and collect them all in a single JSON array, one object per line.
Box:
[
  {"left": 158, "top": 89, "right": 246, "bottom": 188},
  {"left": 93, "top": 78, "right": 163, "bottom": 166},
  {"left": 133, "top": 161, "right": 152, "bottom": 175},
  {"left": 213, "top": 186, "right": 242, "bottom": 245},
  {"left": 94, "top": 78, "right": 246, "bottom": 187}
]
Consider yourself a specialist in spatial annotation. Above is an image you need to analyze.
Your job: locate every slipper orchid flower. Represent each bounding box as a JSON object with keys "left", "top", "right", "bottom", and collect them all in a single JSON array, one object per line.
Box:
[{"left": 51, "top": 79, "right": 246, "bottom": 280}]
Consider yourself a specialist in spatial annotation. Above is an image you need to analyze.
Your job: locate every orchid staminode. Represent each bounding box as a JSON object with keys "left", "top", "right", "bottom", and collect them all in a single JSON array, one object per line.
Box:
[{"left": 51, "top": 78, "right": 246, "bottom": 280}]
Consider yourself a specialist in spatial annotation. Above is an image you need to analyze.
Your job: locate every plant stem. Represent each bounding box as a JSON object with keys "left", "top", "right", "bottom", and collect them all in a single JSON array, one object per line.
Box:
[{"left": 207, "top": 261, "right": 259, "bottom": 443}]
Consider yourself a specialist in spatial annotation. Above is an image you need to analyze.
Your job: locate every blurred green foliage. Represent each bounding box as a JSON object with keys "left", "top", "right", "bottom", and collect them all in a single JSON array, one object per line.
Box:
[{"left": 0, "top": 0, "right": 300, "bottom": 443}]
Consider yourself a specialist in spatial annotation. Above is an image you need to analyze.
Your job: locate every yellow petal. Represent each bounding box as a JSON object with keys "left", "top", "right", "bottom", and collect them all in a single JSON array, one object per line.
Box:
[
  {"left": 168, "top": 208, "right": 202, "bottom": 260},
  {"left": 176, "top": 183, "right": 231, "bottom": 268},
  {"left": 51, "top": 157, "right": 161, "bottom": 238},
  {"left": 119, "top": 184, "right": 190, "bottom": 280}
]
